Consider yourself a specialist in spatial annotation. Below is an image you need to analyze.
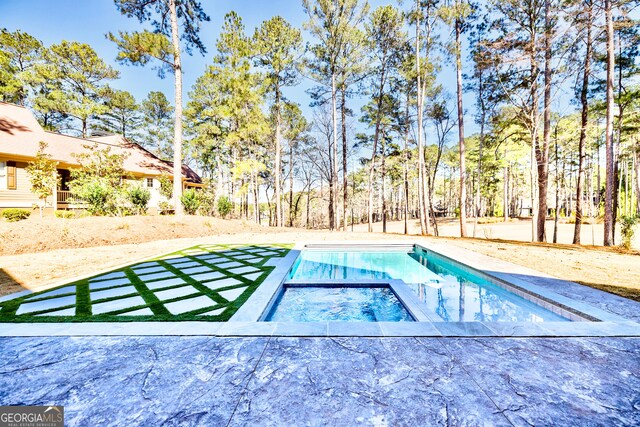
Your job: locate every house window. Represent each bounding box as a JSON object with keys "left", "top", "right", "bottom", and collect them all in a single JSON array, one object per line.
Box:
[
  {"left": 6, "top": 161, "right": 16, "bottom": 190},
  {"left": 0, "top": 161, "right": 5, "bottom": 190},
  {"left": 146, "top": 178, "right": 154, "bottom": 188}
]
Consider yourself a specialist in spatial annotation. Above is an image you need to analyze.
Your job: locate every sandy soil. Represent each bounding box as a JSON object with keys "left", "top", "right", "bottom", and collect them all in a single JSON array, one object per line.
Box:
[
  {"left": 0, "top": 215, "right": 266, "bottom": 256},
  {"left": 0, "top": 216, "right": 638, "bottom": 301}
]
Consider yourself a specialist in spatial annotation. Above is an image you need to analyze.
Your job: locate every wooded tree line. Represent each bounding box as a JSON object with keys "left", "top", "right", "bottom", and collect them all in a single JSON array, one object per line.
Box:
[
  {"left": 1, "top": 0, "right": 638, "bottom": 246},
  {"left": 0, "top": 28, "right": 176, "bottom": 158}
]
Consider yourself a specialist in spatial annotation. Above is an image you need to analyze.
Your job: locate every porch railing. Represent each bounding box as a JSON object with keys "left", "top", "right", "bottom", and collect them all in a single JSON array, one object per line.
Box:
[
  {"left": 57, "top": 190, "right": 72, "bottom": 203},
  {"left": 57, "top": 190, "right": 84, "bottom": 205}
]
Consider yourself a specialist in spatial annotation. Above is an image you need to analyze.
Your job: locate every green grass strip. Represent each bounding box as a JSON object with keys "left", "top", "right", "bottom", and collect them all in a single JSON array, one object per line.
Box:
[{"left": 0, "top": 243, "right": 291, "bottom": 323}]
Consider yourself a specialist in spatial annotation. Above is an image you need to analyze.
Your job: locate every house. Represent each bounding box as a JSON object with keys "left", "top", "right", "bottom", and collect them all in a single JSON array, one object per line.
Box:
[{"left": 0, "top": 101, "right": 202, "bottom": 213}]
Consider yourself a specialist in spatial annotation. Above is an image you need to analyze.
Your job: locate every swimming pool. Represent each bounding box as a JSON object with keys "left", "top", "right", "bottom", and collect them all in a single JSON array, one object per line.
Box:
[
  {"left": 264, "top": 286, "right": 414, "bottom": 322},
  {"left": 270, "top": 246, "right": 571, "bottom": 323}
]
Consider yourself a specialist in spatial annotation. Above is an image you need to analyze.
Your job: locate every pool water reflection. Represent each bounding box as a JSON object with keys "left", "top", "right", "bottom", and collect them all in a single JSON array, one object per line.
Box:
[{"left": 409, "top": 251, "right": 568, "bottom": 322}]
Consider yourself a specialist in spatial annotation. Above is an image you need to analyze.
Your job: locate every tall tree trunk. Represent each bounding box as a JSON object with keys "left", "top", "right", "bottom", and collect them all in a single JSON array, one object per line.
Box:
[
  {"left": 274, "top": 86, "right": 282, "bottom": 227},
  {"left": 428, "top": 176, "right": 439, "bottom": 236},
  {"left": 603, "top": 0, "right": 615, "bottom": 246},
  {"left": 253, "top": 172, "right": 260, "bottom": 224},
  {"left": 624, "top": 157, "right": 629, "bottom": 216},
  {"left": 288, "top": 141, "right": 294, "bottom": 227},
  {"left": 341, "top": 82, "right": 348, "bottom": 231},
  {"left": 503, "top": 162, "right": 509, "bottom": 222},
  {"left": 585, "top": 153, "right": 594, "bottom": 218},
  {"left": 530, "top": 142, "right": 537, "bottom": 239},
  {"left": 537, "top": 0, "right": 553, "bottom": 242},
  {"left": 403, "top": 95, "right": 410, "bottom": 235},
  {"left": 328, "top": 133, "right": 335, "bottom": 230},
  {"left": 331, "top": 73, "right": 340, "bottom": 230},
  {"left": 635, "top": 147, "right": 640, "bottom": 216},
  {"left": 529, "top": 19, "right": 540, "bottom": 242},
  {"left": 381, "top": 135, "right": 387, "bottom": 233},
  {"left": 216, "top": 156, "right": 224, "bottom": 201},
  {"left": 455, "top": 17, "right": 467, "bottom": 237},
  {"left": 474, "top": 67, "right": 486, "bottom": 237},
  {"left": 612, "top": 33, "right": 624, "bottom": 244},
  {"left": 416, "top": 0, "right": 428, "bottom": 235},
  {"left": 169, "top": 0, "right": 184, "bottom": 216},
  {"left": 368, "top": 152, "right": 376, "bottom": 232},
  {"left": 553, "top": 126, "right": 560, "bottom": 243},
  {"left": 368, "top": 61, "right": 388, "bottom": 232},
  {"left": 573, "top": 3, "right": 592, "bottom": 244},
  {"left": 306, "top": 187, "right": 311, "bottom": 228},
  {"left": 332, "top": 74, "right": 339, "bottom": 230},
  {"left": 597, "top": 138, "right": 601, "bottom": 208}
]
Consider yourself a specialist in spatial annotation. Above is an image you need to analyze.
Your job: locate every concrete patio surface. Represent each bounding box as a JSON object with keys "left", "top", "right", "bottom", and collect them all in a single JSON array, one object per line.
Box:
[{"left": 1, "top": 335, "right": 638, "bottom": 426}]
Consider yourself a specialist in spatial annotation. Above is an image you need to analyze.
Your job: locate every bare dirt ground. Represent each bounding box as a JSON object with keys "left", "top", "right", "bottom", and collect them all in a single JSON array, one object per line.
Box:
[
  {"left": 0, "top": 216, "right": 638, "bottom": 301},
  {"left": 0, "top": 215, "right": 266, "bottom": 256}
]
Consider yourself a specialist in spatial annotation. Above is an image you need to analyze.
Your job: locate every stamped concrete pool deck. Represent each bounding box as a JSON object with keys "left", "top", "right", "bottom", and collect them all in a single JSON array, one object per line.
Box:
[{"left": 1, "top": 335, "right": 638, "bottom": 425}]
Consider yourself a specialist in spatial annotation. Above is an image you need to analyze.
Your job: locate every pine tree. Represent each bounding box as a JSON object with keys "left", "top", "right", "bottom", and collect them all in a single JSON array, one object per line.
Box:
[
  {"left": 141, "top": 91, "right": 174, "bottom": 160},
  {"left": 98, "top": 88, "right": 140, "bottom": 139},
  {"left": 303, "top": 0, "right": 369, "bottom": 230},
  {"left": 363, "top": 5, "right": 406, "bottom": 233},
  {"left": 0, "top": 29, "right": 42, "bottom": 105},
  {"left": 253, "top": 16, "right": 303, "bottom": 228},
  {"left": 34, "top": 41, "right": 119, "bottom": 137},
  {"left": 570, "top": 0, "right": 595, "bottom": 244},
  {"left": 108, "top": 0, "right": 210, "bottom": 216},
  {"left": 440, "top": 0, "right": 475, "bottom": 237}
]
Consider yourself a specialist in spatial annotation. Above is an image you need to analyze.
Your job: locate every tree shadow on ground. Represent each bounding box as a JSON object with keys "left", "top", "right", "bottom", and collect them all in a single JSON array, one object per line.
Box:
[{"left": 0, "top": 268, "right": 26, "bottom": 298}]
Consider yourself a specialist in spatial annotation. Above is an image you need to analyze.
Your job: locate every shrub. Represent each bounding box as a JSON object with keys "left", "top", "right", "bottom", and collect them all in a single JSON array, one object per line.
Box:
[
  {"left": 2, "top": 208, "right": 31, "bottom": 222},
  {"left": 69, "top": 144, "right": 128, "bottom": 216},
  {"left": 26, "top": 142, "right": 60, "bottom": 218},
  {"left": 158, "top": 201, "right": 174, "bottom": 215},
  {"left": 158, "top": 173, "right": 173, "bottom": 199},
  {"left": 109, "top": 190, "right": 134, "bottom": 217},
  {"left": 78, "top": 181, "right": 111, "bottom": 216},
  {"left": 217, "top": 196, "right": 233, "bottom": 218},
  {"left": 197, "top": 191, "right": 216, "bottom": 216},
  {"left": 181, "top": 189, "right": 200, "bottom": 215},
  {"left": 55, "top": 210, "right": 75, "bottom": 219},
  {"left": 619, "top": 216, "right": 638, "bottom": 250},
  {"left": 127, "top": 185, "right": 151, "bottom": 215}
]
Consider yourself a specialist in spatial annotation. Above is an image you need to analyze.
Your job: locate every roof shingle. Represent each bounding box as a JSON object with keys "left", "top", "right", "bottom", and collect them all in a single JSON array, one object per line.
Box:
[{"left": 0, "top": 102, "right": 201, "bottom": 183}]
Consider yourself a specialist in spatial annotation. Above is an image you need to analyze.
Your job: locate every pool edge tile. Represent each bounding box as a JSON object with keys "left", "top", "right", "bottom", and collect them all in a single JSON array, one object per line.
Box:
[
  {"left": 273, "top": 322, "right": 328, "bottom": 337},
  {"left": 327, "top": 322, "right": 382, "bottom": 337},
  {"left": 379, "top": 322, "right": 441, "bottom": 337},
  {"left": 434, "top": 322, "right": 497, "bottom": 337},
  {"left": 218, "top": 321, "right": 276, "bottom": 336}
]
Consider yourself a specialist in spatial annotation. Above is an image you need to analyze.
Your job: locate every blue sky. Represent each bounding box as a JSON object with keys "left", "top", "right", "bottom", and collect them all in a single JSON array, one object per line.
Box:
[{"left": 0, "top": 0, "right": 478, "bottom": 144}]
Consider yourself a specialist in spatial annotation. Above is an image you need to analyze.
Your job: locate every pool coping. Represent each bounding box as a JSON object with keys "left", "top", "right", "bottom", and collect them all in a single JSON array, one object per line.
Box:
[
  {"left": 0, "top": 319, "right": 639, "bottom": 337},
  {"left": 0, "top": 241, "right": 638, "bottom": 338}
]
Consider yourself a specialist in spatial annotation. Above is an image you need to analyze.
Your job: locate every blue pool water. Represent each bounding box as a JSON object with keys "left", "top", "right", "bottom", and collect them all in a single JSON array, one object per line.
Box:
[
  {"left": 265, "top": 286, "right": 413, "bottom": 322},
  {"left": 286, "top": 249, "right": 569, "bottom": 323},
  {"left": 409, "top": 250, "right": 568, "bottom": 322},
  {"left": 289, "top": 251, "right": 442, "bottom": 283}
]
